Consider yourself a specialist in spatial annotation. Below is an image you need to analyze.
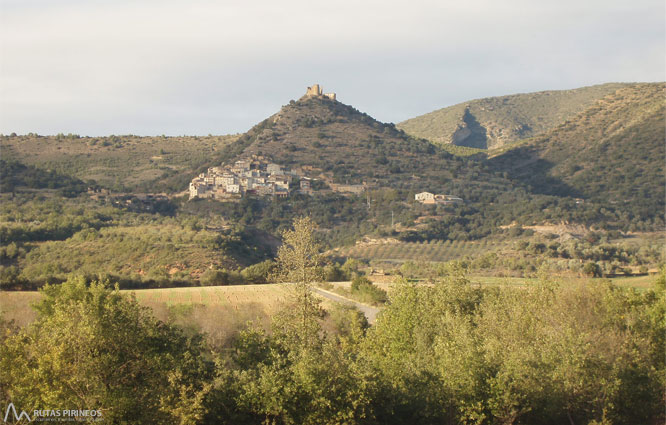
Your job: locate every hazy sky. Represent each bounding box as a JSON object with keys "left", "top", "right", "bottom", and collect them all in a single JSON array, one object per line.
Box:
[{"left": 1, "top": 0, "right": 664, "bottom": 136}]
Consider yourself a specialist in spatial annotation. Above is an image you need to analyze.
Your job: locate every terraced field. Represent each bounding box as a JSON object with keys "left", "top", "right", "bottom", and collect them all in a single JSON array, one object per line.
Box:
[
  {"left": 128, "top": 284, "right": 288, "bottom": 308},
  {"left": 340, "top": 240, "right": 501, "bottom": 262}
]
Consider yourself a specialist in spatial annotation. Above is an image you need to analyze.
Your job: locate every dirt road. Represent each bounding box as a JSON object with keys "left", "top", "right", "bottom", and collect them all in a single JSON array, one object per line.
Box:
[{"left": 312, "top": 287, "right": 380, "bottom": 324}]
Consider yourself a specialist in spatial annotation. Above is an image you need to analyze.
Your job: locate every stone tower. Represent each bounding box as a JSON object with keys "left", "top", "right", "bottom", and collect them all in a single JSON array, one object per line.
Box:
[
  {"left": 305, "top": 84, "right": 322, "bottom": 97},
  {"left": 305, "top": 84, "right": 336, "bottom": 100}
]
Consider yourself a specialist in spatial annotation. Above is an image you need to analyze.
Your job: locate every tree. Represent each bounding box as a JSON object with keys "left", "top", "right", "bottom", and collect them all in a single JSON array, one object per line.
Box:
[
  {"left": 583, "top": 262, "right": 603, "bottom": 277},
  {"left": 229, "top": 218, "right": 376, "bottom": 424},
  {"left": 0, "top": 276, "right": 214, "bottom": 424},
  {"left": 271, "top": 216, "right": 325, "bottom": 351},
  {"left": 272, "top": 217, "right": 322, "bottom": 285}
]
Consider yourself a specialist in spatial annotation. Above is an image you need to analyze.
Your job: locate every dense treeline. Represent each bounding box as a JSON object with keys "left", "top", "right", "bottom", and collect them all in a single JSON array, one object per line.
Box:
[
  {"left": 0, "top": 198, "right": 117, "bottom": 244},
  {"left": 402, "top": 190, "right": 663, "bottom": 243},
  {"left": 2, "top": 270, "right": 663, "bottom": 424},
  {"left": 468, "top": 236, "right": 663, "bottom": 278}
]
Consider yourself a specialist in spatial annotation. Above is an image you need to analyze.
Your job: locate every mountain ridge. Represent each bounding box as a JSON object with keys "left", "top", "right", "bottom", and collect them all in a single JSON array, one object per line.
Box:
[
  {"left": 488, "top": 83, "right": 665, "bottom": 213},
  {"left": 397, "top": 82, "right": 635, "bottom": 149}
]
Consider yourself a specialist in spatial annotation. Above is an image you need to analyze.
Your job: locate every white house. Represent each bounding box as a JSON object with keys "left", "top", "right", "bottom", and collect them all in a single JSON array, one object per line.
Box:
[{"left": 415, "top": 192, "right": 435, "bottom": 203}]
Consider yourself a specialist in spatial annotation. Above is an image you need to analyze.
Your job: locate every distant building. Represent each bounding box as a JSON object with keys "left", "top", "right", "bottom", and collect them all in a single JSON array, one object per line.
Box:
[
  {"left": 299, "top": 179, "right": 312, "bottom": 195},
  {"left": 225, "top": 184, "right": 240, "bottom": 194},
  {"left": 254, "top": 185, "right": 274, "bottom": 196},
  {"left": 304, "top": 84, "right": 336, "bottom": 101},
  {"left": 274, "top": 188, "right": 289, "bottom": 198},
  {"left": 329, "top": 184, "right": 365, "bottom": 195},
  {"left": 231, "top": 160, "right": 250, "bottom": 174},
  {"left": 415, "top": 192, "right": 463, "bottom": 205},
  {"left": 267, "top": 163, "right": 282, "bottom": 175},
  {"left": 415, "top": 192, "right": 435, "bottom": 203},
  {"left": 187, "top": 158, "right": 313, "bottom": 200},
  {"left": 269, "top": 174, "right": 291, "bottom": 191}
]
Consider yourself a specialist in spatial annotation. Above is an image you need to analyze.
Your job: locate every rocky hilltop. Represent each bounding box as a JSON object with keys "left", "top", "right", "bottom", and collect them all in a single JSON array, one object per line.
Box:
[{"left": 213, "top": 85, "right": 500, "bottom": 191}]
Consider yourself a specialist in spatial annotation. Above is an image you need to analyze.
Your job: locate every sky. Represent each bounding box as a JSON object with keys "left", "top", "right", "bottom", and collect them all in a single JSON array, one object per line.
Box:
[{"left": 1, "top": 0, "right": 664, "bottom": 136}]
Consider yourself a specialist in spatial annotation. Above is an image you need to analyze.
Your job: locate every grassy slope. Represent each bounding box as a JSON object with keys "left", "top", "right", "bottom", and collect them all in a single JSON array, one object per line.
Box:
[
  {"left": 488, "top": 83, "right": 665, "bottom": 204},
  {"left": 397, "top": 83, "right": 630, "bottom": 149},
  {"left": 0, "top": 134, "right": 238, "bottom": 192},
  {"left": 0, "top": 195, "right": 276, "bottom": 287}
]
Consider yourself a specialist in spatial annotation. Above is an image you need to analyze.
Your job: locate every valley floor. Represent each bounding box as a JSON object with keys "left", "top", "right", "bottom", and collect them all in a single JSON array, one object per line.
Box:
[{"left": 1, "top": 274, "right": 655, "bottom": 337}]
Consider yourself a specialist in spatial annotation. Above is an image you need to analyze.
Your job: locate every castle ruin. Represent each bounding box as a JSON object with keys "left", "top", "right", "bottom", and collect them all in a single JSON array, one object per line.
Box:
[{"left": 305, "top": 84, "right": 336, "bottom": 100}]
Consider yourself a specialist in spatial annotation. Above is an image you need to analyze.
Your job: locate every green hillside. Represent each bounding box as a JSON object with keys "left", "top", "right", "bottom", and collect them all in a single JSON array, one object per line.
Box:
[
  {"left": 0, "top": 133, "right": 238, "bottom": 192},
  {"left": 398, "top": 83, "right": 630, "bottom": 149},
  {"left": 489, "top": 83, "right": 665, "bottom": 217}
]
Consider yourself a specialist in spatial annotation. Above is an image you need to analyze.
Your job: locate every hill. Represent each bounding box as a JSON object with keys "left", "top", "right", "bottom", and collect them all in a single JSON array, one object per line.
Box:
[
  {"left": 220, "top": 90, "right": 438, "bottom": 185},
  {"left": 489, "top": 83, "right": 665, "bottom": 218},
  {"left": 0, "top": 194, "right": 279, "bottom": 290},
  {"left": 212, "top": 86, "right": 513, "bottom": 193},
  {"left": 397, "top": 83, "right": 630, "bottom": 149},
  {"left": 0, "top": 133, "right": 238, "bottom": 192}
]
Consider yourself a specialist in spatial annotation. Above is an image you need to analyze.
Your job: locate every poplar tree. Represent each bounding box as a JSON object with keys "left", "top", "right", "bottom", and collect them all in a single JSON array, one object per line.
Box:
[{"left": 271, "top": 216, "right": 325, "bottom": 351}]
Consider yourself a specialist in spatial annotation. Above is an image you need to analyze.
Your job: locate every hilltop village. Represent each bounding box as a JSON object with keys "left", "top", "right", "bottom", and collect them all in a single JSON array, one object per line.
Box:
[
  {"left": 189, "top": 156, "right": 297, "bottom": 200},
  {"left": 188, "top": 84, "right": 464, "bottom": 203},
  {"left": 188, "top": 155, "right": 369, "bottom": 200},
  {"left": 188, "top": 155, "right": 465, "bottom": 204}
]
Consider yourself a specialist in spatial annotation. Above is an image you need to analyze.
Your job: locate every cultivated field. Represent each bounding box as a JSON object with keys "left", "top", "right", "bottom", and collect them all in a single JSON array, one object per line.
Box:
[
  {"left": 2, "top": 274, "right": 657, "bottom": 348},
  {"left": 0, "top": 284, "right": 340, "bottom": 348},
  {"left": 340, "top": 239, "right": 500, "bottom": 262}
]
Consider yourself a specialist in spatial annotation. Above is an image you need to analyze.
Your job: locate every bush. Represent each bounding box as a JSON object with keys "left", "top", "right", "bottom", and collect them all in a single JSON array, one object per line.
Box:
[
  {"left": 200, "top": 269, "right": 242, "bottom": 286},
  {"left": 240, "top": 260, "right": 275, "bottom": 284},
  {"left": 0, "top": 277, "right": 214, "bottom": 424},
  {"left": 351, "top": 275, "right": 388, "bottom": 305},
  {"left": 324, "top": 264, "right": 347, "bottom": 282},
  {"left": 0, "top": 265, "right": 21, "bottom": 289}
]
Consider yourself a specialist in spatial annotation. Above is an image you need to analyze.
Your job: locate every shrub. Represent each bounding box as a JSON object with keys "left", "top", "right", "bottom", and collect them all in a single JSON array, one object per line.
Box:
[
  {"left": 583, "top": 262, "right": 603, "bottom": 277},
  {"left": 241, "top": 260, "right": 275, "bottom": 284},
  {"left": 351, "top": 275, "right": 388, "bottom": 305},
  {"left": 200, "top": 269, "right": 242, "bottom": 286}
]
